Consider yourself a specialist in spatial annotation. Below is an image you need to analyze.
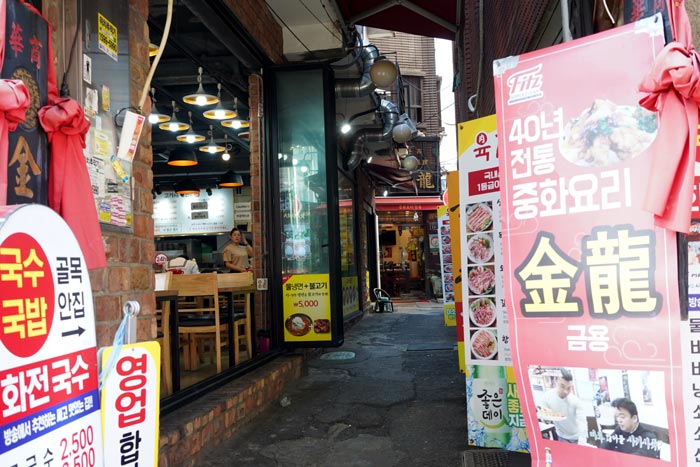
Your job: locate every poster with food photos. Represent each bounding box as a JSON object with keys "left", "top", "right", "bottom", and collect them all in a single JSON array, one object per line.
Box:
[
  {"left": 494, "top": 15, "right": 685, "bottom": 466},
  {"left": 458, "top": 115, "right": 510, "bottom": 365}
]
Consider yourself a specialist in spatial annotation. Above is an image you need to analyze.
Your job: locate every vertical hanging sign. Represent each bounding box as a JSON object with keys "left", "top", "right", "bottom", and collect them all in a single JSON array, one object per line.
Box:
[
  {"left": 495, "top": 15, "right": 684, "bottom": 466},
  {"left": 0, "top": 204, "right": 104, "bottom": 466},
  {"left": 2, "top": 0, "right": 50, "bottom": 206}
]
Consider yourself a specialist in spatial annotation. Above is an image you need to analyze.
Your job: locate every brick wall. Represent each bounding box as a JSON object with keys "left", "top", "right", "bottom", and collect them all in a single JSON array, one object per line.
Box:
[{"left": 223, "top": 0, "right": 285, "bottom": 64}]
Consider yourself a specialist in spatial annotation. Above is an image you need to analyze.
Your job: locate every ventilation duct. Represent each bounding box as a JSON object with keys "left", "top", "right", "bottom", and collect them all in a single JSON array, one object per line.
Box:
[
  {"left": 344, "top": 99, "right": 399, "bottom": 169},
  {"left": 334, "top": 45, "right": 381, "bottom": 98}
]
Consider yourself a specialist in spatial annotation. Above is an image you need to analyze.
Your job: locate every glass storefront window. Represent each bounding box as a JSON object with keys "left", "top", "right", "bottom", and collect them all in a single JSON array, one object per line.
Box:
[
  {"left": 276, "top": 70, "right": 329, "bottom": 276},
  {"left": 338, "top": 173, "right": 359, "bottom": 318}
]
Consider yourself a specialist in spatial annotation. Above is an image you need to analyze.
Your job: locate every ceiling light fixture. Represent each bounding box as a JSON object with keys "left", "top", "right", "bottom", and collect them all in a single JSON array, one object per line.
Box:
[
  {"left": 203, "top": 84, "right": 237, "bottom": 120},
  {"left": 218, "top": 170, "right": 244, "bottom": 187},
  {"left": 176, "top": 111, "right": 205, "bottom": 143},
  {"left": 221, "top": 98, "right": 250, "bottom": 129},
  {"left": 167, "top": 148, "right": 198, "bottom": 167},
  {"left": 238, "top": 131, "right": 250, "bottom": 140},
  {"left": 206, "top": 188, "right": 213, "bottom": 196},
  {"left": 199, "top": 125, "right": 225, "bottom": 153},
  {"left": 148, "top": 88, "right": 170, "bottom": 124},
  {"left": 158, "top": 101, "right": 189, "bottom": 132},
  {"left": 221, "top": 135, "right": 232, "bottom": 161},
  {"left": 174, "top": 179, "right": 200, "bottom": 195},
  {"left": 148, "top": 43, "right": 159, "bottom": 57},
  {"left": 183, "top": 66, "right": 219, "bottom": 106}
]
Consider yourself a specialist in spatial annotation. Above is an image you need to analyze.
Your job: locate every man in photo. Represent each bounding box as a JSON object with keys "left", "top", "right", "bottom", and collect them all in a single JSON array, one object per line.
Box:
[
  {"left": 539, "top": 368, "right": 581, "bottom": 443},
  {"left": 601, "top": 397, "right": 660, "bottom": 459}
]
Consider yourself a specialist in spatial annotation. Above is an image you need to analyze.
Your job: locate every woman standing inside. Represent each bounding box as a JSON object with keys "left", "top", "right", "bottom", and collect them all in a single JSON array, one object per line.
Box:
[{"left": 223, "top": 228, "right": 253, "bottom": 272}]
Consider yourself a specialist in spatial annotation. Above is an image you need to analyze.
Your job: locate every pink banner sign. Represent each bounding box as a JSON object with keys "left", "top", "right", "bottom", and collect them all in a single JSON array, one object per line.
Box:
[{"left": 494, "top": 15, "right": 687, "bottom": 466}]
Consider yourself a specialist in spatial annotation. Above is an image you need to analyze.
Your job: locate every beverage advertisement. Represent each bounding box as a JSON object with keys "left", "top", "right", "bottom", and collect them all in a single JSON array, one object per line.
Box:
[{"left": 494, "top": 15, "right": 686, "bottom": 466}]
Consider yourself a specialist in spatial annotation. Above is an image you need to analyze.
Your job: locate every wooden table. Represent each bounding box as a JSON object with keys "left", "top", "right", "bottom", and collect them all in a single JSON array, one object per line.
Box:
[
  {"left": 217, "top": 283, "right": 255, "bottom": 365},
  {"left": 155, "top": 289, "right": 180, "bottom": 394}
]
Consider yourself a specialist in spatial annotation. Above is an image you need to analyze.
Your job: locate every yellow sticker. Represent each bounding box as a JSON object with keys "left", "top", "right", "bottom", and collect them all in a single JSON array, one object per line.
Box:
[{"left": 98, "top": 13, "right": 118, "bottom": 61}]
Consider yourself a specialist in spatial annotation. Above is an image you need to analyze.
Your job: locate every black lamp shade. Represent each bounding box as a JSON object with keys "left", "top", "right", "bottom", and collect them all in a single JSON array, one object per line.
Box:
[
  {"left": 167, "top": 149, "right": 198, "bottom": 166},
  {"left": 174, "top": 179, "right": 200, "bottom": 195},
  {"left": 218, "top": 170, "right": 244, "bottom": 187}
]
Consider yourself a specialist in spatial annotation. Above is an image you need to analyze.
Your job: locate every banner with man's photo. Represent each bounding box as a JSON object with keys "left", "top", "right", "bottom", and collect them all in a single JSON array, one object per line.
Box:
[{"left": 494, "top": 15, "right": 686, "bottom": 466}]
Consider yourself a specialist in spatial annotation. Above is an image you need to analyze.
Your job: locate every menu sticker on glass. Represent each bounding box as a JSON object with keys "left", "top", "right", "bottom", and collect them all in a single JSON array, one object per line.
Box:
[
  {"left": 282, "top": 273, "right": 332, "bottom": 342},
  {"left": 495, "top": 15, "right": 684, "bottom": 465}
]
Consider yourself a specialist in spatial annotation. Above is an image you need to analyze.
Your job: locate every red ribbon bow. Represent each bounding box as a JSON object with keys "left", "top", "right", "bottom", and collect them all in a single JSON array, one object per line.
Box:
[{"left": 639, "top": 2, "right": 700, "bottom": 232}]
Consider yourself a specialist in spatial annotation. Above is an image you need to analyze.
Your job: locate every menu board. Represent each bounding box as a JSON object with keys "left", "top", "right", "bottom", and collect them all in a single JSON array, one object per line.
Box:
[
  {"left": 437, "top": 205, "right": 456, "bottom": 324},
  {"left": 495, "top": 15, "right": 685, "bottom": 466},
  {"left": 458, "top": 115, "right": 510, "bottom": 365},
  {"left": 153, "top": 188, "right": 234, "bottom": 236}
]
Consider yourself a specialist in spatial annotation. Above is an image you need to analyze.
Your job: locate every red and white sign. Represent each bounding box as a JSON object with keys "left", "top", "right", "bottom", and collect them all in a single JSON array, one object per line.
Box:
[
  {"left": 153, "top": 252, "right": 168, "bottom": 268},
  {"left": 0, "top": 204, "right": 103, "bottom": 465},
  {"left": 495, "top": 15, "right": 686, "bottom": 466},
  {"left": 101, "top": 342, "right": 160, "bottom": 467}
]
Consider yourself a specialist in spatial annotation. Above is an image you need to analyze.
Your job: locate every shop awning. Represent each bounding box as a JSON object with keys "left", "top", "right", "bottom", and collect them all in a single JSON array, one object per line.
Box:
[
  {"left": 375, "top": 196, "right": 445, "bottom": 211},
  {"left": 335, "top": 0, "right": 460, "bottom": 41}
]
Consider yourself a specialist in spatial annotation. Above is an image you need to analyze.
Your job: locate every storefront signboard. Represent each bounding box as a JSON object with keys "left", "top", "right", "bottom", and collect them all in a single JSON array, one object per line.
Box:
[
  {"left": 0, "top": 204, "right": 104, "bottom": 465},
  {"left": 494, "top": 15, "right": 684, "bottom": 465},
  {"left": 100, "top": 342, "right": 160, "bottom": 467},
  {"left": 446, "top": 171, "right": 465, "bottom": 372},
  {"left": 282, "top": 273, "right": 332, "bottom": 342},
  {"left": 458, "top": 115, "right": 510, "bottom": 366},
  {"left": 437, "top": 205, "right": 456, "bottom": 326}
]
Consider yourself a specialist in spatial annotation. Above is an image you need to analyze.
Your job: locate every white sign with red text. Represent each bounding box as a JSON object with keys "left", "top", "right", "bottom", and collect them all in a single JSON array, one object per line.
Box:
[
  {"left": 100, "top": 343, "right": 160, "bottom": 467},
  {"left": 0, "top": 204, "right": 104, "bottom": 467}
]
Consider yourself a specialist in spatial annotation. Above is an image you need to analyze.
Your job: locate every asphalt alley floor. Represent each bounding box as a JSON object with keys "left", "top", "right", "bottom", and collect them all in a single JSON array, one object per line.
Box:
[{"left": 197, "top": 302, "right": 531, "bottom": 466}]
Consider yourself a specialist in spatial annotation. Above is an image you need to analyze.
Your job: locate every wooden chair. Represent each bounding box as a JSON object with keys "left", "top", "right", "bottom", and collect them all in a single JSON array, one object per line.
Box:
[
  {"left": 217, "top": 273, "right": 253, "bottom": 364},
  {"left": 154, "top": 271, "right": 173, "bottom": 395},
  {"left": 171, "top": 273, "right": 226, "bottom": 373}
]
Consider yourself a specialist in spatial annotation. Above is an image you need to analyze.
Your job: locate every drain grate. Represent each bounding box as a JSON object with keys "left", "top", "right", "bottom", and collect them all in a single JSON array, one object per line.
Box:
[{"left": 320, "top": 351, "right": 356, "bottom": 361}]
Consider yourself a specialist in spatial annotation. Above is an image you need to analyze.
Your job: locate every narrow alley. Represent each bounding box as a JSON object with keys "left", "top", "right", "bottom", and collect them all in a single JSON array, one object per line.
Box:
[{"left": 196, "top": 302, "right": 530, "bottom": 466}]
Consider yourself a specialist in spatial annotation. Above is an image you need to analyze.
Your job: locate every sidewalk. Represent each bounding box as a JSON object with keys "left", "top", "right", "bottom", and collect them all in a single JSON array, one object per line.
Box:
[{"left": 196, "top": 302, "right": 531, "bottom": 466}]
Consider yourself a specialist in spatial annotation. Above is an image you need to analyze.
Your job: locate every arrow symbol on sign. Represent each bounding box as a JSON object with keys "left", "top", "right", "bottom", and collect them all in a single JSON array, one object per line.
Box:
[{"left": 62, "top": 327, "right": 85, "bottom": 337}]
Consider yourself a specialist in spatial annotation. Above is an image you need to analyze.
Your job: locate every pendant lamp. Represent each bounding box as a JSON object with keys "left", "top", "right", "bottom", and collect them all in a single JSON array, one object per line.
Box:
[
  {"left": 148, "top": 88, "right": 170, "bottom": 124},
  {"left": 203, "top": 84, "right": 237, "bottom": 120},
  {"left": 176, "top": 112, "right": 205, "bottom": 143},
  {"left": 174, "top": 179, "right": 200, "bottom": 195},
  {"left": 158, "top": 101, "right": 189, "bottom": 132},
  {"left": 183, "top": 67, "right": 219, "bottom": 106},
  {"left": 167, "top": 149, "right": 198, "bottom": 167},
  {"left": 218, "top": 170, "right": 244, "bottom": 187},
  {"left": 199, "top": 126, "right": 225, "bottom": 153}
]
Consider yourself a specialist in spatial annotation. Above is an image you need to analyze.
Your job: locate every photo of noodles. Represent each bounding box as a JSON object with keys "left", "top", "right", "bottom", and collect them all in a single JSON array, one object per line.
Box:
[
  {"left": 471, "top": 329, "right": 497, "bottom": 359},
  {"left": 559, "top": 99, "right": 657, "bottom": 167}
]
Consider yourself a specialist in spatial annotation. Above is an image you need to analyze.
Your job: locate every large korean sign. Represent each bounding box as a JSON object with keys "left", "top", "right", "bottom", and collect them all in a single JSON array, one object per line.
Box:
[
  {"left": 0, "top": 204, "right": 103, "bottom": 466},
  {"left": 101, "top": 342, "right": 160, "bottom": 467},
  {"left": 494, "top": 15, "right": 686, "bottom": 466}
]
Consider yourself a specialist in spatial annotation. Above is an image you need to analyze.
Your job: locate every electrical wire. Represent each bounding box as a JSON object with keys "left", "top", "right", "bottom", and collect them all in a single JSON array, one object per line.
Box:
[
  {"left": 299, "top": 0, "right": 342, "bottom": 42},
  {"left": 267, "top": 2, "right": 321, "bottom": 61},
  {"left": 137, "top": 0, "right": 174, "bottom": 112}
]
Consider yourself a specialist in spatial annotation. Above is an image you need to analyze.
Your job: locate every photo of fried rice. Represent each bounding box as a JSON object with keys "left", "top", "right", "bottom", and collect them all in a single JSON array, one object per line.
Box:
[
  {"left": 466, "top": 203, "right": 493, "bottom": 232},
  {"left": 559, "top": 99, "right": 657, "bottom": 167},
  {"left": 471, "top": 329, "right": 497, "bottom": 360}
]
